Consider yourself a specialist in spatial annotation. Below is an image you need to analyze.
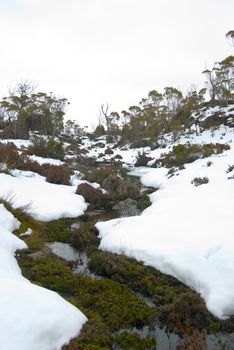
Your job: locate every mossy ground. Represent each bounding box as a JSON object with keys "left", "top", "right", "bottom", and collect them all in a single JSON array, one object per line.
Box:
[{"left": 3, "top": 200, "right": 234, "bottom": 349}]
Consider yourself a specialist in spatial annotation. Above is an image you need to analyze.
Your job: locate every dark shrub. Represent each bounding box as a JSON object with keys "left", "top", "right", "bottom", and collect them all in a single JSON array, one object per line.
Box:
[
  {"left": 135, "top": 152, "right": 153, "bottom": 167},
  {"left": 104, "top": 148, "right": 114, "bottom": 155},
  {"left": 46, "top": 165, "right": 71, "bottom": 185},
  {"left": 46, "top": 219, "right": 70, "bottom": 242},
  {"left": 154, "top": 143, "right": 230, "bottom": 168},
  {"left": 158, "top": 291, "right": 211, "bottom": 334},
  {"left": 191, "top": 177, "right": 209, "bottom": 187},
  {"left": 177, "top": 330, "right": 210, "bottom": 350},
  {"left": 28, "top": 137, "right": 65, "bottom": 160},
  {"left": 0, "top": 142, "right": 21, "bottom": 169},
  {"left": 76, "top": 183, "right": 110, "bottom": 208},
  {"left": 69, "top": 223, "right": 100, "bottom": 251},
  {"left": 226, "top": 164, "right": 234, "bottom": 173},
  {"left": 114, "top": 154, "right": 123, "bottom": 160},
  {"left": 86, "top": 167, "right": 114, "bottom": 185}
]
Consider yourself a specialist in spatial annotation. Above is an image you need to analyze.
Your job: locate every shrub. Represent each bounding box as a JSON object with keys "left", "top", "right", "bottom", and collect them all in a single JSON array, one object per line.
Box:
[
  {"left": 177, "top": 330, "right": 210, "bottom": 350},
  {"left": 104, "top": 148, "right": 114, "bottom": 155},
  {"left": 46, "top": 219, "right": 70, "bottom": 242},
  {"left": 69, "top": 223, "right": 100, "bottom": 251},
  {"left": 76, "top": 183, "right": 110, "bottom": 208},
  {"left": 158, "top": 291, "right": 211, "bottom": 334},
  {"left": 135, "top": 152, "right": 153, "bottom": 167},
  {"left": 191, "top": 177, "right": 209, "bottom": 187},
  {"left": 226, "top": 164, "right": 234, "bottom": 173},
  {"left": 0, "top": 142, "right": 21, "bottom": 169},
  {"left": 154, "top": 143, "right": 230, "bottom": 168},
  {"left": 113, "top": 332, "right": 155, "bottom": 350},
  {"left": 46, "top": 165, "right": 71, "bottom": 185},
  {"left": 85, "top": 167, "right": 114, "bottom": 185},
  {"left": 136, "top": 194, "right": 151, "bottom": 210},
  {"left": 28, "top": 137, "right": 65, "bottom": 160},
  {"left": 114, "top": 154, "right": 123, "bottom": 160}
]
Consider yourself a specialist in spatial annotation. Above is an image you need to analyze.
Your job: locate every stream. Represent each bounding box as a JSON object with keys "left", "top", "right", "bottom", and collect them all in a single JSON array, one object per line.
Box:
[{"left": 48, "top": 204, "right": 234, "bottom": 350}]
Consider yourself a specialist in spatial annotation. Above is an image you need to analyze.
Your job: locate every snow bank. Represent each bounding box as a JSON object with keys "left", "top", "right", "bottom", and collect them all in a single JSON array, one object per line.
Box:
[
  {"left": 0, "top": 204, "right": 87, "bottom": 350},
  {"left": 0, "top": 171, "right": 87, "bottom": 221},
  {"left": 28, "top": 154, "right": 65, "bottom": 166},
  {"left": 97, "top": 129, "right": 234, "bottom": 319}
]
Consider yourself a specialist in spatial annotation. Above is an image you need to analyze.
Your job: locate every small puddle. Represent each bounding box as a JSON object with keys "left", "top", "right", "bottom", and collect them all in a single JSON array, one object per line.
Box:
[{"left": 48, "top": 241, "right": 97, "bottom": 278}]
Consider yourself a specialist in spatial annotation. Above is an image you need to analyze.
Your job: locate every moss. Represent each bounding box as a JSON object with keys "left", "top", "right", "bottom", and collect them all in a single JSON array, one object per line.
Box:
[
  {"left": 69, "top": 223, "right": 100, "bottom": 251},
  {"left": 136, "top": 194, "right": 151, "bottom": 210},
  {"left": 0, "top": 200, "right": 46, "bottom": 251},
  {"left": 45, "top": 219, "right": 71, "bottom": 242},
  {"left": 88, "top": 251, "right": 186, "bottom": 299},
  {"left": 19, "top": 255, "right": 155, "bottom": 332},
  {"left": 113, "top": 331, "right": 156, "bottom": 350}
]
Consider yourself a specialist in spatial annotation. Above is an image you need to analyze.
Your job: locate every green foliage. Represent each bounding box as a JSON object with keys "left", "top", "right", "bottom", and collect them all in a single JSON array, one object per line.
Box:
[
  {"left": 136, "top": 194, "right": 151, "bottom": 210},
  {"left": 0, "top": 82, "right": 68, "bottom": 139},
  {"left": 0, "top": 198, "right": 46, "bottom": 251},
  {"left": 155, "top": 143, "right": 230, "bottom": 168},
  {"left": 135, "top": 152, "right": 153, "bottom": 167},
  {"left": 191, "top": 177, "right": 209, "bottom": 187},
  {"left": 28, "top": 137, "right": 65, "bottom": 160},
  {"left": 19, "top": 256, "right": 155, "bottom": 332},
  {"left": 45, "top": 219, "right": 71, "bottom": 242},
  {"left": 113, "top": 332, "right": 155, "bottom": 350},
  {"left": 76, "top": 183, "right": 110, "bottom": 209},
  {"left": 69, "top": 223, "right": 100, "bottom": 251},
  {"left": 88, "top": 251, "right": 184, "bottom": 298}
]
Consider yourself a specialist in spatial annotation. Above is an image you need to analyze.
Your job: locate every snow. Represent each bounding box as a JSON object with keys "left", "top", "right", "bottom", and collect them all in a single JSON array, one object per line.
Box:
[
  {"left": 96, "top": 125, "right": 234, "bottom": 319},
  {"left": 1, "top": 139, "right": 32, "bottom": 148},
  {"left": 0, "top": 204, "right": 87, "bottom": 350},
  {"left": 28, "top": 154, "right": 65, "bottom": 166},
  {"left": 0, "top": 170, "right": 87, "bottom": 221}
]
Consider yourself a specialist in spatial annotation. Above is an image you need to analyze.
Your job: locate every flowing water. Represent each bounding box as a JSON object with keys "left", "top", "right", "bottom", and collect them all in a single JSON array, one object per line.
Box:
[{"left": 49, "top": 207, "right": 234, "bottom": 350}]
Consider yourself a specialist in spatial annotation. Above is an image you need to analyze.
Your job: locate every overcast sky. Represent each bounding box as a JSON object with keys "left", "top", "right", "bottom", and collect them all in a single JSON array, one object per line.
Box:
[{"left": 0, "top": 0, "right": 233, "bottom": 127}]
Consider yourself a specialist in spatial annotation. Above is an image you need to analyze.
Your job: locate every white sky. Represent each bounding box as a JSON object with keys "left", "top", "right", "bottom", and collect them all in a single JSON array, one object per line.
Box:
[{"left": 0, "top": 0, "right": 233, "bottom": 127}]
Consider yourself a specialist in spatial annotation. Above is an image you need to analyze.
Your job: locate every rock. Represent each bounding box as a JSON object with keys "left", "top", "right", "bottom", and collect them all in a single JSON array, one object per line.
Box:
[{"left": 112, "top": 198, "right": 137, "bottom": 211}]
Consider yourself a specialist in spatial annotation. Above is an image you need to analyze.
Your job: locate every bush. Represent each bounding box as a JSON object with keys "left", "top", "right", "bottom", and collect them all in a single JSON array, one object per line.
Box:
[
  {"left": 177, "top": 330, "right": 210, "bottom": 350},
  {"left": 135, "top": 152, "right": 153, "bottom": 167},
  {"left": 76, "top": 183, "right": 110, "bottom": 208},
  {"left": 191, "top": 177, "right": 209, "bottom": 187},
  {"left": 46, "top": 219, "right": 70, "bottom": 242},
  {"left": 158, "top": 291, "right": 211, "bottom": 334},
  {"left": 86, "top": 167, "right": 114, "bottom": 185},
  {"left": 137, "top": 194, "right": 151, "bottom": 210},
  {"left": 155, "top": 143, "right": 230, "bottom": 168},
  {"left": 69, "top": 223, "right": 100, "bottom": 251},
  {"left": 28, "top": 137, "right": 65, "bottom": 160},
  {"left": 113, "top": 332, "right": 155, "bottom": 350},
  {"left": 0, "top": 142, "right": 21, "bottom": 169},
  {"left": 226, "top": 164, "right": 234, "bottom": 173},
  {"left": 104, "top": 148, "right": 114, "bottom": 155},
  {"left": 46, "top": 165, "right": 71, "bottom": 185}
]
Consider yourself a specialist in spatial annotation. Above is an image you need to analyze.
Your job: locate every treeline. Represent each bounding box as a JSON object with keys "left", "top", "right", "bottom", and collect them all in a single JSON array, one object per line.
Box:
[
  {"left": 94, "top": 31, "right": 234, "bottom": 145},
  {"left": 0, "top": 31, "right": 233, "bottom": 144},
  {"left": 0, "top": 81, "right": 83, "bottom": 140}
]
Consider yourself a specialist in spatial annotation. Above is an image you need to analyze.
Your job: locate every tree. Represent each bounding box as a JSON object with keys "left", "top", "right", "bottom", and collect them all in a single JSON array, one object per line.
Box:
[
  {"left": 226, "top": 30, "right": 234, "bottom": 47},
  {"left": 0, "top": 81, "right": 37, "bottom": 139},
  {"left": 0, "top": 83, "right": 69, "bottom": 138}
]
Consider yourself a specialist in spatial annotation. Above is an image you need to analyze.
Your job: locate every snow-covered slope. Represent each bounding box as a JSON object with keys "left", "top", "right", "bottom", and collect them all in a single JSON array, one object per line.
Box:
[
  {"left": 0, "top": 204, "right": 87, "bottom": 350},
  {"left": 96, "top": 121, "right": 234, "bottom": 319},
  {"left": 0, "top": 170, "right": 87, "bottom": 221}
]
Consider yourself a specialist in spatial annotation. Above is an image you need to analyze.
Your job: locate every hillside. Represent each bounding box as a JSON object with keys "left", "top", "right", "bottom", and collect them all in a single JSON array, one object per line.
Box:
[{"left": 0, "top": 102, "right": 234, "bottom": 349}]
